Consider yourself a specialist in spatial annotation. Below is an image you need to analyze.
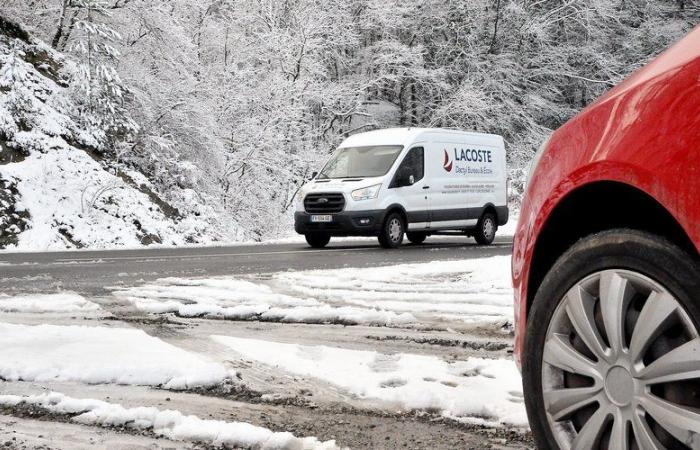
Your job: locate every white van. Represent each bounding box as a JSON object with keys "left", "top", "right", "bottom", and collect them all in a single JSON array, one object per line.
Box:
[{"left": 294, "top": 128, "right": 508, "bottom": 248}]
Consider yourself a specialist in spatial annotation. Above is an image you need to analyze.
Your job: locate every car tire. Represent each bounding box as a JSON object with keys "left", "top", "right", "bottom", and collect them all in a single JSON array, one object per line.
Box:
[
  {"left": 524, "top": 229, "right": 700, "bottom": 450},
  {"left": 406, "top": 232, "right": 427, "bottom": 245},
  {"left": 474, "top": 211, "right": 497, "bottom": 245},
  {"left": 305, "top": 233, "right": 330, "bottom": 248},
  {"left": 378, "top": 212, "right": 405, "bottom": 249}
]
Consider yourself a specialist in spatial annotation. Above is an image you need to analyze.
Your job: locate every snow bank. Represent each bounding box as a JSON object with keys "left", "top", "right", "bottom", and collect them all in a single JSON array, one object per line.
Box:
[
  {"left": 0, "top": 28, "right": 220, "bottom": 250},
  {"left": 0, "top": 292, "right": 99, "bottom": 313},
  {"left": 0, "top": 323, "right": 233, "bottom": 388},
  {"left": 0, "top": 392, "right": 342, "bottom": 450},
  {"left": 115, "top": 277, "right": 416, "bottom": 326},
  {"left": 214, "top": 336, "right": 527, "bottom": 427},
  {"left": 115, "top": 256, "right": 512, "bottom": 326},
  {"left": 276, "top": 256, "right": 514, "bottom": 324}
]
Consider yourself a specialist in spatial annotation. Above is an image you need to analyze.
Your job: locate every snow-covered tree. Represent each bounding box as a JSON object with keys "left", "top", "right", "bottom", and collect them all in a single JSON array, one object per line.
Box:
[{"left": 67, "top": 0, "right": 137, "bottom": 151}]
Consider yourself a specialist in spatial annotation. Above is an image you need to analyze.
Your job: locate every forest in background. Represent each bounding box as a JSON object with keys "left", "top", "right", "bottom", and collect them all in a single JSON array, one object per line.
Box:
[{"left": 2, "top": 0, "right": 699, "bottom": 239}]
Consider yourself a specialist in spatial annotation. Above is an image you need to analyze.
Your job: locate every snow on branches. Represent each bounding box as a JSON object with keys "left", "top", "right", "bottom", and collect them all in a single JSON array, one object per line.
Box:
[{"left": 67, "top": 0, "right": 137, "bottom": 151}]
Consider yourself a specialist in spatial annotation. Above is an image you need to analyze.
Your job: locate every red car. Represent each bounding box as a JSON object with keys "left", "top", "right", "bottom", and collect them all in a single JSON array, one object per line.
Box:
[{"left": 513, "top": 27, "right": 700, "bottom": 449}]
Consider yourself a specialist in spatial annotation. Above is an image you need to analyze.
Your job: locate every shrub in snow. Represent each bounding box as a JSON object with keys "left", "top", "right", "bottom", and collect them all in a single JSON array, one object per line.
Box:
[{"left": 0, "top": 177, "right": 29, "bottom": 247}]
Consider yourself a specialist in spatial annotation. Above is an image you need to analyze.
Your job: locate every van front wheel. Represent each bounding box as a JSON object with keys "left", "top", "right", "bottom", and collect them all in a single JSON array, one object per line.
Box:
[
  {"left": 378, "top": 212, "right": 405, "bottom": 249},
  {"left": 305, "top": 233, "right": 330, "bottom": 248},
  {"left": 474, "top": 212, "right": 497, "bottom": 245}
]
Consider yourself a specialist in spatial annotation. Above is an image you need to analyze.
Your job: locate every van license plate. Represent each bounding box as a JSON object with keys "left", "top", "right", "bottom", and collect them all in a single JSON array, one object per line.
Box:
[{"left": 311, "top": 215, "right": 333, "bottom": 223}]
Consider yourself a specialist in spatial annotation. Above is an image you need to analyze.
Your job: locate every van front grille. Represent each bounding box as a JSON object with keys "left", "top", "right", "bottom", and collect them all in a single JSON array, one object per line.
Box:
[{"left": 304, "top": 193, "right": 345, "bottom": 213}]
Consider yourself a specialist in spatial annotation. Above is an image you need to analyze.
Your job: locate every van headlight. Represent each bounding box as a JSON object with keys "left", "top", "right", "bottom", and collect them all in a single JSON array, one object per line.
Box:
[
  {"left": 351, "top": 184, "right": 381, "bottom": 201},
  {"left": 525, "top": 135, "right": 551, "bottom": 188},
  {"left": 296, "top": 187, "right": 308, "bottom": 205}
]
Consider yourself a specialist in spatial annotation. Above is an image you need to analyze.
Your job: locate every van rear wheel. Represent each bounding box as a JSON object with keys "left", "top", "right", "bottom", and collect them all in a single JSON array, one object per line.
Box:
[
  {"left": 474, "top": 212, "right": 497, "bottom": 245},
  {"left": 378, "top": 212, "right": 404, "bottom": 249},
  {"left": 407, "top": 232, "right": 427, "bottom": 245},
  {"left": 305, "top": 233, "right": 330, "bottom": 248}
]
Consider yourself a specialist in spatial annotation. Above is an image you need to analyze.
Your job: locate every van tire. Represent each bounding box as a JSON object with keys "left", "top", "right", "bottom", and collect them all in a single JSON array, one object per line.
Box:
[
  {"left": 474, "top": 212, "right": 497, "bottom": 245},
  {"left": 378, "top": 212, "right": 405, "bottom": 249},
  {"left": 407, "top": 232, "right": 427, "bottom": 245},
  {"left": 305, "top": 233, "right": 330, "bottom": 248}
]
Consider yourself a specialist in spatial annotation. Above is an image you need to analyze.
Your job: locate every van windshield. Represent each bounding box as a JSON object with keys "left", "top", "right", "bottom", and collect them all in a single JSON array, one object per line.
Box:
[{"left": 317, "top": 146, "right": 404, "bottom": 179}]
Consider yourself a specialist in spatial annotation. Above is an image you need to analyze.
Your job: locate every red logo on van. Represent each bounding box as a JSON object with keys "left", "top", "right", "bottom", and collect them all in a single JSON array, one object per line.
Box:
[{"left": 443, "top": 150, "right": 453, "bottom": 172}]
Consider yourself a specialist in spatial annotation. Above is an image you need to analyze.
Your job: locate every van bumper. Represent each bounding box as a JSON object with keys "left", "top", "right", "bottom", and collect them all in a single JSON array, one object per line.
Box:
[{"left": 294, "top": 210, "right": 385, "bottom": 236}]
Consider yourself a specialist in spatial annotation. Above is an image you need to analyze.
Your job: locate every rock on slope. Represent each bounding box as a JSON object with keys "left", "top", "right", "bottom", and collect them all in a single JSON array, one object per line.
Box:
[{"left": 0, "top": 17, "right": 219, "bottom": 250}]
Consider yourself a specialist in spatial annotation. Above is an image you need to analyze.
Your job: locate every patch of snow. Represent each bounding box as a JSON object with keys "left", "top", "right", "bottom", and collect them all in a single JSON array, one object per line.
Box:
[
  {"left": 0, "top": 292, "right": 99, "bottom": 313},
  {"left": 114, "top": 278, "right": 416, "bottom": 326},
  {"left": 276, "top": 256, "right": 514, "bottom": 324},
  {"left": 498, "top": 211, "right": 519, "bottom": 237},
  {"left": 0, "top": 323, "right": 233, "bottom": 388},
  {"left": 0, "top": 392, "right": 343, "bottom": 450},
  {"left": 115, "top": 256, "right": 511, "bottom": 326},
  {"left": 213, "top": 336, "right": 527, "bottom": 427}
]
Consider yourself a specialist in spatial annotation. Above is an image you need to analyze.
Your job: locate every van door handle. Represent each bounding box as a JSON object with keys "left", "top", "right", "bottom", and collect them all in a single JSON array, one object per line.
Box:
[{"left": 422, "top": 186, "right": 430, "bottom": 190}]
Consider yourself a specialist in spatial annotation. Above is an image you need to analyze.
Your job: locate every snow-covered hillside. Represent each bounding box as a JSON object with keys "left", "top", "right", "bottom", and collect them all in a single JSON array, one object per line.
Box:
[
  {"left": 0, "top": 19, "right": 227, "bottom": 250},
  {"left": 3, "top": 1, "right": 695, "bottom": 242}
]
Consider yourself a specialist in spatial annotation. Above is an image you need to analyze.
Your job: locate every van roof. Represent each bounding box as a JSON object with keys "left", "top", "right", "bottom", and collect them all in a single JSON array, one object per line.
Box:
[{"left": 338, "top": 128, "right": 503, "bottom": 148}]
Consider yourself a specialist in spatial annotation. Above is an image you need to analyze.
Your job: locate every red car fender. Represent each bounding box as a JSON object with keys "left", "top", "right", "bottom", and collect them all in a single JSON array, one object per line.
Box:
[{"left": 512, "top": 29, "right": 700, "bottom": 368}]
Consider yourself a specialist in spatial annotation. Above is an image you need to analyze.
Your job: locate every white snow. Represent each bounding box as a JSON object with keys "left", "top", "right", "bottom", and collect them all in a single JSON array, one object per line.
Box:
[
  {"left": 114, "top": 256, "right": 512, "bottom": 326},
  {"left": 0, "top": 323, "right": 233, "bottom": 389},
  {"left": 0, "top": 149, "right": 215, "bottom": 250},
  {"left": 276, "top": 256, "right": 514, "bottom": 325},
  {"left": 213, "top": 336, "right": 527, "bottom": 427},
  {"left": 498, "top": 211, "right": 519, "bottom": 237},
  {"left": 0, "top": 392, "right": 342, "bottom": 450},
  {"left": 0, "top": 292, "right": 99, "bottom": 313},
  {"left": 114, "top": 277, "right": 416, "bottom": 326}
]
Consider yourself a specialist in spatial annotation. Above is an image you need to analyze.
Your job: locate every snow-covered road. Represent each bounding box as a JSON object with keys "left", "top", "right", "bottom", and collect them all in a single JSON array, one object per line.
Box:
[{"left": 0, "top": 242, "right": 532, "bottom": 450}]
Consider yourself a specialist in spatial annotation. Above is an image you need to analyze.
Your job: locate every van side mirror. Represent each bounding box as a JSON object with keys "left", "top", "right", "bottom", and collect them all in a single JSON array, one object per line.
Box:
[
  {"left": 310, "top": 171, "right": 318, "bottom": 179},
  {"left": 396, "top": 167, "right": 413, "bottom": 187}
]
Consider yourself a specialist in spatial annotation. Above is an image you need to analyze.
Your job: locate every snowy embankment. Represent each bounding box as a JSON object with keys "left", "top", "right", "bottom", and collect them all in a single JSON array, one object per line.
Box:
[
  {"left": 0, "top": 22, "right": 221, "bottom": 251},
  {"left": 0, "top": 323, "right": 232, "bottom": 388},
  {"left": 114, "top": 255, "right": 513, "bottom": 327},
  {"left": 0, "top": 392, "right": 343, "bottom": 450}
]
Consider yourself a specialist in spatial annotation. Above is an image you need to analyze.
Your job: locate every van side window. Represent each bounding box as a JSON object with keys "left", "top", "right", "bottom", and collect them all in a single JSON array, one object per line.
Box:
[{"left": 390, "top": 147, "right": 424, "bottom": 188}]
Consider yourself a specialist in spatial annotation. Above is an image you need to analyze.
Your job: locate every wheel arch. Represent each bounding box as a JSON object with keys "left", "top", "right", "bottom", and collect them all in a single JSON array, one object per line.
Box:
[
  {"left": 481, "top": 203, "right": 498, "bottom": 219},
  {"left": 526, "top": 180, "right": 698, "bottom": 319},
  {"left": 384, "top": 203, "right": 408, "bottom": 226}
]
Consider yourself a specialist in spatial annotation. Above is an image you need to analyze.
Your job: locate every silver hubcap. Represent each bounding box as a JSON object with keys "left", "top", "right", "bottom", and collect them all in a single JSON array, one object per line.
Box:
[
  {"left": 388, "top": 218, "right": 402, "bottom": 242},
  {"left": 483, "top": 217, "right": 495, "bottom": 240},
  {"left": 542, "top": 270, "right": 700, "bottom": 450}
]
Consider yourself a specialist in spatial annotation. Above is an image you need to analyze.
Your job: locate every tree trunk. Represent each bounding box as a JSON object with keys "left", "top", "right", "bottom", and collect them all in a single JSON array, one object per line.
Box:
[
  {"left": 51, "top": 0, "right": 71, "bottom": 49},
  {"left": 488, "top": 0, "right": 501, "bottom": 54}
]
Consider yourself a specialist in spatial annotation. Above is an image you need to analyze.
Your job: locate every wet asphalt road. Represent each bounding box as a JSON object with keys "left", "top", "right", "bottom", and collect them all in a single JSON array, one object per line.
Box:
[{"left": 0, "top": 236, "right": 512, "bottom": 295}]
